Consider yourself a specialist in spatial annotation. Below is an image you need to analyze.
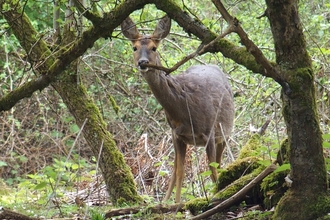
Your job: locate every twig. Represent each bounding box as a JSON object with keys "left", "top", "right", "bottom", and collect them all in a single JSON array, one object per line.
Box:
[
  {"left": 141, "top": 25, "right": 234, "bottom": 75},
  {"left": 191, "top": 164, "right": 277, "bottom": 220},
  {"left": 258, "top": 119, "right": 271, "bottom": 136}
]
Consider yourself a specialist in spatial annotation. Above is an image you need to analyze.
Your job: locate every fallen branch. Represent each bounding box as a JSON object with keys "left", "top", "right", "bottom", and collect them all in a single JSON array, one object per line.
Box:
[
  {"left": 191, "top": 164, "right": 277, "bottom": 220},
  {"left": 105, "top": 203, "right": 184, "bottom": 218},
  {"left": 0, "top": 207, "right": 40, "bottom": 220}
]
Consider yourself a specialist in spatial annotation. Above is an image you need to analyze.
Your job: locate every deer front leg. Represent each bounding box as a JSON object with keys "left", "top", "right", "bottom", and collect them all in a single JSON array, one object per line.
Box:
[{"left": 163, "top": 133, "right": 187, "bottom": 203}]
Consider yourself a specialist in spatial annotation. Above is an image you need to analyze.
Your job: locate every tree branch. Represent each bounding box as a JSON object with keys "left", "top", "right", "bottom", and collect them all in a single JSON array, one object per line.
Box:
[
  {"left": 105, "top": 203, "right": 184, "bottom": 218},
  {"left": 0, "top": 207, "right": 39, "bottom": 220},
  {"left": 142, "top": 25, "right": 235, "bottom": 75},
  {"left": 191, "top": 164, "right": 277, "bottom": 220},
  {"left": 0, "top": 0, "right": 151, "bottom": 112},
  {"left": 72, "top": 0, "right": 102, "bottom": 24},
  {"left": 211, "top": 0, "right": 291, "bottom": 94},
  {"left": 153, "top": 0, "right": 269, "bottom": 74},
  {"left": 0, "top": 0, "right": 285, "bottom": 112}
]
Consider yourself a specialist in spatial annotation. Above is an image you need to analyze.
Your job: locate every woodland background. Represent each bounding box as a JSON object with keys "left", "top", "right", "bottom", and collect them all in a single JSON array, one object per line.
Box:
[{"left": 0, "top": 0, "right": 329, "bottom": 219}]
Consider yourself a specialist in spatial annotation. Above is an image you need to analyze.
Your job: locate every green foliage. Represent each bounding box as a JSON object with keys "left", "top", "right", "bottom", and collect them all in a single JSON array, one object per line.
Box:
[
  {"left": 89, "top": 209, "right": 105, "bottom": 220},
  {"left": 0, "top": 156, "right": 96, "bottom": 217}
]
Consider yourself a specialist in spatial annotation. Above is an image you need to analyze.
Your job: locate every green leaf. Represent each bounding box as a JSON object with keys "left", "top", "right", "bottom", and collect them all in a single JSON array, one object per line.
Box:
[
  {"left": 19, "top": 156, "right": 28, "bottom": 163},
  {"left": 34, "top": 181, "right": 48, "bottom": 190},
  {"left": 200, "top": 170, "right": 212, "bottom": 177},
  {"left": 70, "top": 124, "right": 80, "bottom": 133},
  {"left": 154, "top": 162, "right": 162, "bottom": 167},
  {"left": 323, "top": 141, "right": 330, "bottom": 148},
  {"left": 0, "top": 161, "right": 8, "bottom": 167},
  {"left": 322, "top": 134, "right": 330, "bottom": 140},
  {"left": 209, "top": 162, "right": 219, "bottom": 168},
  {"left": 258, "top": 160, "right": 271, "bottom": 166},
  {"left": 159, "top": 170, "right": 168, "bottom": 177},
  {"left": 274, "top": 163, "right": 290, "bottom": 173},
  {"left": 71, "top": 164, "right": 79, "bottom": 170}
]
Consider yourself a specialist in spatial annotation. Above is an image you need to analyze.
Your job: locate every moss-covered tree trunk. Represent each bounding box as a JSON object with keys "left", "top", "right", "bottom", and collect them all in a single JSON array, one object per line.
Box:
[
  {"left": 1, "top": 0, "right": 142, "bottom": 206},
  {"left": 266, "top": 1, "right": 329, "bottom": 219},
  {"left": 52, "top": 75, "right": 142, "bottom": 206}
]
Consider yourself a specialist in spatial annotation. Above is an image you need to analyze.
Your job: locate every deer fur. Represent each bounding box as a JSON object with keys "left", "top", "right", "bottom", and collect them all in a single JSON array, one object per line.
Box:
[{"left": 121, "top": 15, "right": 235, "bottom": 203}]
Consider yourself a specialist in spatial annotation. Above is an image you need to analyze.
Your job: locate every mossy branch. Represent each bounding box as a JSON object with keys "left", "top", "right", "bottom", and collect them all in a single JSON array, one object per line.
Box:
[
  {"left": 1, "top": 0, "right": 271, "bottom": 111},
  {"left": 191, "top": 164, "right": 277, "bottom": 220},
  {"left": 0, "top": 0, "right": 150, "bottom": 112},
  {"left": 211, "top": 0, "right": 292, "bottom": 94},
  {"left": 152, "top": 0, "right": 267, "bottom": 74}
]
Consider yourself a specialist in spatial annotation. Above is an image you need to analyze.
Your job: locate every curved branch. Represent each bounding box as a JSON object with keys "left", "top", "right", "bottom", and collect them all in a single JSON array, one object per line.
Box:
[
  {"left": 211, "top": 0, "right": 291, "bottom": 94},
  {"left": 0, "top": 0, "right": 151, "bottom": 112},
  {"left": 0, "top": 0, "right": 282, "bottom": 112},
  {"left": 152, "top": 0, "right": 268, "bottom": 75}
]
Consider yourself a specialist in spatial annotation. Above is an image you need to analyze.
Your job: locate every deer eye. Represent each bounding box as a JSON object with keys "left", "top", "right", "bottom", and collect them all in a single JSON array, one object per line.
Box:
[
  {"left": 133, "top": 47, "right": 137, "bottom": 51},
  {"left": 152, "top": 47, "right": 157, "bottom": 52}
]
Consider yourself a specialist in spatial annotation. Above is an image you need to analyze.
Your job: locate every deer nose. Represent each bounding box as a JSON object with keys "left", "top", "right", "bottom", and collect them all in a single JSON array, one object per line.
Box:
[{"left": 138, "top": 59, "right": 149, "bottom": 70}]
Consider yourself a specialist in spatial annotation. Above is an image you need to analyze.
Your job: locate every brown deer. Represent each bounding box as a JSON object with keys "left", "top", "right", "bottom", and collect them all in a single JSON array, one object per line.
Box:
[{"left": 121, "top": 15, "right": 235, "bottom": 203}]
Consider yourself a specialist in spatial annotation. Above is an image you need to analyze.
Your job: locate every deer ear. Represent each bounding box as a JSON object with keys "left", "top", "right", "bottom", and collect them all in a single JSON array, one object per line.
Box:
[
  {"left": 121, "top": 17, "right": 140, "bottom": 40},
  {"left": 153, "top": 15, "right": 171, "bottom": 40}
]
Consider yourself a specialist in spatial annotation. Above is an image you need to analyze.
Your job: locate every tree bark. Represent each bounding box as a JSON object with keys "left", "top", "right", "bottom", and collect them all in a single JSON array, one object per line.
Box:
[{"left": 266, "top": 0, "right": 329, "bottom": 219}]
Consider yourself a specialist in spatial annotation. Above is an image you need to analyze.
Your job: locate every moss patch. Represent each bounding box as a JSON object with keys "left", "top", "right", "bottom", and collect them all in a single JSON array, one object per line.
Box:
[{"left": 185, "top": 198, "right": 210, "bottom": 216}]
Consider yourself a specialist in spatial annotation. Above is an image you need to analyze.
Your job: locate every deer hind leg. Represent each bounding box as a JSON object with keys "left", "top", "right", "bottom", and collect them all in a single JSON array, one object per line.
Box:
[
  {"left": 163, "top": 134, "right": 187, "bottom": 203},
  {"left": 206, "top": 136, "right": 218, "bottom": 183},
  {"left": 216, "top": 141, "right": 226, "bottom": 169}
]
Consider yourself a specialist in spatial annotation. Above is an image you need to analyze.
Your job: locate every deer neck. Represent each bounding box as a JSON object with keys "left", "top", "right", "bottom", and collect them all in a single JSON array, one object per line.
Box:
[{"left": 140, "top": 60, "right": 184, "bottom": 118}]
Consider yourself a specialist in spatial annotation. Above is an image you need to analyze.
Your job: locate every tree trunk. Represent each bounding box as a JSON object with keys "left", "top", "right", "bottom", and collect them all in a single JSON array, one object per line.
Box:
[
  {"left": 0, "top": 1, "right": 142, "bottom": 206},
  {"left": 51, "top": 14, "right": 142, "bottom": 206},
  {"left": 266, "top": 0, "right": 329, "bottom": 219},
  {"left": 51, "top": 74, "right": 142, "bottom": 206}
]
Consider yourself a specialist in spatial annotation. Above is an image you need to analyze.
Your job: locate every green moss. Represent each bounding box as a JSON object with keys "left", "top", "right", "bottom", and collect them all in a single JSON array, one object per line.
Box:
[
  {"left": 261, "top": 139, "right": 290, "bottom": 209},
  {"left": 261, "top": 170, "right": 289, "bottom": 209},
  {"left": 184, "top": 198, "right": 210, "bottom": 215},
  {"left": 214, "top": 165, "right": 266, "bottom": 203},
  {"left": 216, "top": 156, "right": 262, "bottom": 191},
  {"left": 238, "top": 134, "right": 261, "bottom": 159},
  {"left": 276, "top": 138, "right": 289, "bottom": 165},
  {"left": 273, "top": 191, "right": 330, "bottom": 220},
  {"left": 286, "top": 67, "right": 313, "bottom": 93},
  {"left": 54, "top": 70, "right": 143, "bottom": 206},
  {"left": 109, "top": 95, "right": 120, "bottom": 115}
]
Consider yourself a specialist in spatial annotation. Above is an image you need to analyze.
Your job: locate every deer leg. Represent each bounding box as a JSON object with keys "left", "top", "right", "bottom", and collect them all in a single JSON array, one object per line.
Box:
[
  {"left": 163, "top": 134, "right": 187, "bottom": 203},
  {"left": 216, "top": 141, "right": 226, "bottom": 168},
  {"left": 206, "top": 136, "right": 218, "bottom": 183}
]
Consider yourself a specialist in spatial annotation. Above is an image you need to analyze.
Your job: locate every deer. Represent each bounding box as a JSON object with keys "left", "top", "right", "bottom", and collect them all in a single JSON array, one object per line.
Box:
[{"left": 121, "top": 15, "right": 235, "bottom": 203}]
